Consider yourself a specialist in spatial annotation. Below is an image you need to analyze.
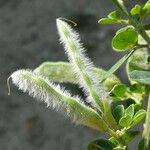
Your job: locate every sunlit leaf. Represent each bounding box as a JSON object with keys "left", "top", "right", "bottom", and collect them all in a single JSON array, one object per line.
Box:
[
  {"left": 112, "top": 27, "right": 138, "bottom": 51},
  {"left": 112, "top": 84, "right": 127, "bottom": 97},
  {"left": 143, "top": 0, "right": 150, "bottom": 11},
  {"left": 131, "top": 109, "right": 146, "bottom": 126},
  {"left": 125, "top": 104, "right": 134, "bottom": 118},
  {"left": 98, "top": 18, "right": 119, "bottom": 24},
  {"left": 131, "top": 5, "right": 141, "bottom": 15},
  {"left": 112, "top": 105, "right": 124, "bottom": 123},
  {"left": 11, "top": 70, "right": 109, "bottom": 132},
  {"left": 34, "top": 61, "right": 120, "bottom": 86},
  {"left": 108, "top": 10, "right": 122, "bottom": 19},
  {"left": 119, "top": 115, "right": 132, "bottom": 128}
]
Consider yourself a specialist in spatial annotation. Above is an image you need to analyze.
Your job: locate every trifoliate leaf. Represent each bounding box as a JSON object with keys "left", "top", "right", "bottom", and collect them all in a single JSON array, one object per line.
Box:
[{"left": 125, "top": 104, "right": 135, "bottom": 118}]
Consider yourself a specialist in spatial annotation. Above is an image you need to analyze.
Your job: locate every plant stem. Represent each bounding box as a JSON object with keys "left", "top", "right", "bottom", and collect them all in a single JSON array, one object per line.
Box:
[
  {"left": 143, "top": 93, "right": 150, "bottom": 149},
  {"left": 138, "top": 29, "right": 150, "bottom": 45},
  {"left": 108, "top": 129, "right": 129, "bottom": 149},
  {"left": 111, "top": 0, "right": 150, "bottom": 48}
]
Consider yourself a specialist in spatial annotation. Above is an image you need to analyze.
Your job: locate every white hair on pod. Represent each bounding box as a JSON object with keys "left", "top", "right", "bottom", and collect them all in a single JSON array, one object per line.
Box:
[
  {"left": 56, "top": 19, "right": 110, "bottom": 109},
  {"left": 10, "top": 69, "right": 108, "bottom": 131}
]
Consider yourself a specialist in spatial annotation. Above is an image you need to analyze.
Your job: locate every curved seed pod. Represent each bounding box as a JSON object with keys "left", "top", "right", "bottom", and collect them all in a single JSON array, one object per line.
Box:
[
  {"left": 10, "top": 69, "right": 109, "bottom": 132},
  {"left": 34, "top": 61, "right": 120, "bottom": 91},
  {"left": 56, "top": 19, "right": 110, "bottom": 112}
]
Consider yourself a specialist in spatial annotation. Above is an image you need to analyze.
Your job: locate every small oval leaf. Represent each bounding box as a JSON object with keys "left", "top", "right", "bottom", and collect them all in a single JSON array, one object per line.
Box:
[
  {"left": 112, "top": 84, "right": 127, "bottom": 97},
  {"left": 125, "top": 104, "right": 135, "bottom": 118},
  {"left": 112, "top": 27, "right": 138, "bottom": 51},
  {"left": 108, "top": 11, "right": 122, "bottom": 19},
  {"left": 119, "top": 115, "right": 132, "bottom": 128},
  {"left": 98, "top": 18, "right": 119, "bottom": 24},
  {"left": 113, "top": 105, "right": 125, "bottom": 123},
  {"left": 131, "top": 109, "right": 146, "bottom": 127}
]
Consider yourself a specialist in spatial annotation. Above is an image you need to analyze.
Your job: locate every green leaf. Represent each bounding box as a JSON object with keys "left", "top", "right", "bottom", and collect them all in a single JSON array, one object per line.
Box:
[
  {"left": 11, "top": 70, "right": 109, "bottom": 132},
  {"left": 109, "top": 137, "right": 119, "bottom": 146},
  {"left": 103, "top": 101, "right": 118, "bottom": 131},
  {"left": 101, "top": 50, "right": 134, "bottom": 82},
  {"left": 112, "top": 84, "right": 127, "bottom": 97},
  {"left": 143, "top": 0, "right": 150, "bottom": 11},
  {"left": 119, "top": 115, "right": 132, "bottom": 128},
  {"left": 129, "top": 70, "right": 150, "bottom": 85},
  {"left": 126, "top": 49, "right": 149, "bottom": 76},
  {"left": 112, "top": 105, "right": 124, "bottom": 123},
  {"left": 131, "top": 109, "right": 146, "bottom": 126},
  {"left": 34, "top": 62, "right": 76, "bottom": 83},
  {"left": 56, "top": 19, "right": 107, "bottom": 112},
  {"left": 130, "top": 83, "right": 145, "bottom": 94},
  {"left": 103, "top": 78, "right": 120, "bottom": 91},
  {"left": 125, "top": 104, "right": 134, "bottom": 118},
  {"left": 131, "top": 5, "right": 142, "bottom": 15},
  {"left": 108, "top": 10, "right": 122, "bottom": 19},
  {"left": 98, "top": 18, "right": 119, "bottom": 24},
  {"left": 124, "top": 131, "right": 140, "bottom": 144},
  {"left": 98, "top": 18, "right": 128, "bottom": 25},
  {"left": 87, "top": 139, "right": 114, "bottom": 150},
  {"left": 112, "top": 27, "right": 138, "bottom": 51},
  {"left": 34, "top": 62, "right": 120, "bottom": 91}
]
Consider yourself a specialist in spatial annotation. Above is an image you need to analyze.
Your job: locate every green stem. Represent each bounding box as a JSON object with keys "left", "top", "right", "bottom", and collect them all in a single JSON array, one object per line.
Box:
[
  {"left": 138, "top": 29, "right": 150, "bottom": 45},
  {"left": 111, "top": 0, "right": 129, "bottom": 17},
  {"left": 108, "top": 129, "right": 129, "bottom": 149},
  {"left": 143, "top": 93, "right": 150, "bottom": 149}
]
